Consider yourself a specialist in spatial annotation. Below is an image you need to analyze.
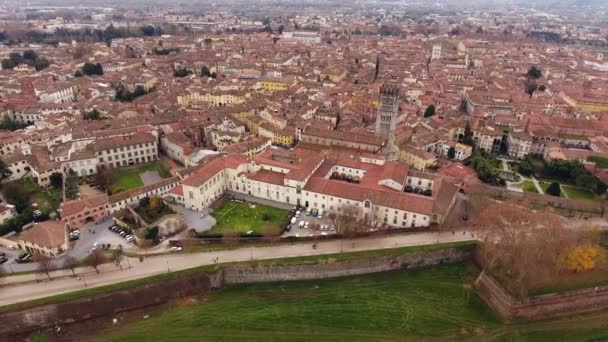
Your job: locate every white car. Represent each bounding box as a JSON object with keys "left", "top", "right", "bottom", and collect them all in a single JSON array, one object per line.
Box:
[
  {"left": 125, "top": 236, "right": 134, "bottom": 243},
  {"left": 299, "top": 220, "right": 305, "bottom": 228},
  {"left": 170, "top": 246, "right": 182, "bottom": 252}
]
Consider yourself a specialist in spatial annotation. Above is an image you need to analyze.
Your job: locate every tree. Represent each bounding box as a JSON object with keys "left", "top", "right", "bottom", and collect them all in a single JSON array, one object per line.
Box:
[
  {"left": 81, "top": 62, "right": 103, "bottom": 76},
  {"left": 517, "top": 161, "right": 533, "bottom": 177},
  {"left": 1, "top": 182, "right": 30, "bottom": 212},
  {"left": 83, "top": 109, "right": 103, "bottom": 120},
  {"left": 85, "top": 249, "right": 107, "bottom": 274},
  {"left": 95, "top": 166, "right": 112, "bottom": 191},
  {"left": 447, "top": 147, "right": 456, "bottom": 160},
  {"left": 538, "top": 84, "right": 546, "bottom": 92},
  {"left": 200, "top": 65, "right": 211, "bottom": 77},
  {"left": 210, "top": 72, "right": 217, "bottom": 79},
  {"left": 0, "top": 116, "right": 28, "bottom": 131},
  {"left": 49, "top": 172, "right": 63, "bottom": 189},
  {"left": 462, "top": 123, "right": 475, "bottom": 147},
  {"left": 423, "top": 105, "right": 436, "bottom": 118},
  {"left": 63, "top": 255, "right": 78, "bottom": 276},
  {"left": 330, "top": 204, "right": 366, "bottom": 237},
  {"left": 546, "top": 182, "right": 561, "bottom": 197},
  {"left": 561, "top": 245, "right": 602, "bottom": 272},
  {"left": 1, "top": 59, "right": 16, "bottom": 70},
  {"left": 472, "top": 202, "right": 578, "bottom": 297},
  {"left": 111, "top": 249, "right": 124, "bottom": 270},
  {"left": 23, "top": 49, "right": 38, "bottom": 61},
  {"left": 174, "top": 68, "right": 192, "bottom": 77},
  {"left": 527, "top": 66, "right": 542, "bottom": 79},
  {"left": 33, "top": 57, "right": 50, "bottom": 71},
  {"left": 74, "top": 69, "right": 83, "bottom": 77},
  {"left": 277, "top": 25, "right": 285, "bottom": 35},
  {"left": 36, "top": 255, "right": 55, "bottom": 280},
  {"left": 0, "top": 159, "right": 13, "bottom": 181}
]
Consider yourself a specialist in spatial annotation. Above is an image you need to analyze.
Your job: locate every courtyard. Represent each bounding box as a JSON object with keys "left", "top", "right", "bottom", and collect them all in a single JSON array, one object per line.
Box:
[
  {"left": 109, "top": 161, "right": 171, "bottom": 194},
  {"left": 205, "top": 199, "right": 290, "bottom": 236}
]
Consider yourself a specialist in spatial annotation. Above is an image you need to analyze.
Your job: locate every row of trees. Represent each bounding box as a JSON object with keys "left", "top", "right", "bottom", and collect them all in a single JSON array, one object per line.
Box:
[
  {"left": 1, "top": 50, "right": 50, "bottom": 71},
  {"left": 0, "top": 116, "right": 29, "bottom": 131},
  {"left": 36, "top": 247, "right": 126, "bottom": 280}
]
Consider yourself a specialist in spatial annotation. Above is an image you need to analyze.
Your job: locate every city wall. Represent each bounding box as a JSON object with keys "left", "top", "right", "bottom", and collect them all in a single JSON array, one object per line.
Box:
[
  {"left": 475, "top": 270, "right": 608, "bottom": 320},
  {"left": 1, "top": 245, "right": 471, "bottom": 338}
]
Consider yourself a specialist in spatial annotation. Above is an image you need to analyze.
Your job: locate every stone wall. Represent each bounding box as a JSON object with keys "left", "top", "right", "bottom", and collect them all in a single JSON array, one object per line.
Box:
[
  {"left": 475, "top": 270, "right": 608, "bottom": 320},
  {"left": 1, "top": 245, "right": 472, "bottom": 338},
  {"left": 223, "top": 246, "right": 473, "bottom": 284},
  {"left": 2, "top": 271, "right": 221, "bottom": 338}
]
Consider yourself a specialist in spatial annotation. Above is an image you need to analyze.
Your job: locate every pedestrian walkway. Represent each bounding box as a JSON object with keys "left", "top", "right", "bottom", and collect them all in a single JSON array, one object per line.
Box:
[{"left": 0, "top": 230, "right": 476, "bottom": 307}]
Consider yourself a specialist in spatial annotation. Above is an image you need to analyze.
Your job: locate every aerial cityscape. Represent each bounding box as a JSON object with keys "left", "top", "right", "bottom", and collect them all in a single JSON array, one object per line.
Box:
[{"left": 0, "top": 0, "right": 607, "bottom": 340}]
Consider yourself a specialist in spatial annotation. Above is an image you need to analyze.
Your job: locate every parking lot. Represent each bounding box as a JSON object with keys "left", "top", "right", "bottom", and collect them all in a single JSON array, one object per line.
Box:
[
  {"left": 281, "top": 207, "right": 336, "bottom": 238},
  {"left": 0, "top": 218, "right": 136, "bottom": 274}
]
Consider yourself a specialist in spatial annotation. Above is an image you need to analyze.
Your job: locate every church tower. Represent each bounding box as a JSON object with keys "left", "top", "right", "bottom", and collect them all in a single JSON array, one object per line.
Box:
[{"left": 375, "top": 84, "right": 400, "bottom": 161}]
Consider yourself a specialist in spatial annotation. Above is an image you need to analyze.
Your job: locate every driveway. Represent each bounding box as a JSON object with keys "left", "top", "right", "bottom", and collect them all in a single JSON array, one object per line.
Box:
[{"left": 171, "top": 205, "right": 215, "bottom": 234}]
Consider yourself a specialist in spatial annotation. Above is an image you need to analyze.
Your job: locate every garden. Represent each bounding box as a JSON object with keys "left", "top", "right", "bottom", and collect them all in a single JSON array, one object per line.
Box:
[
  {"left": 206, "top": 200, "right": 290, "bottom": 236},
  {"left": 107, "top": 161, "right": 171, "bottom": 194},
  {"left": 134, "top": 196, "right": 175, "bottom": 223}
]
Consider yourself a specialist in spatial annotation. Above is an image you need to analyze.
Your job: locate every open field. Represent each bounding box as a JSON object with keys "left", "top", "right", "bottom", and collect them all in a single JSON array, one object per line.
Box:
[
  {"left": 207, "top": 200, "right": 290, "bottom": 236},
  {"left": 561, "top": 185, "right": 595, "bottom": 201},
  {"left": 95, "top": 263, "right": 608, "bottom": 342},
  {"left": 109, "top": 161, "right": 170, "bottom": 194},
  {"left": 518, "top": 180, "right": 538, "bottom": 193},
  {"left": 98, "top": 264, "right": 501, "bottom": 341}
]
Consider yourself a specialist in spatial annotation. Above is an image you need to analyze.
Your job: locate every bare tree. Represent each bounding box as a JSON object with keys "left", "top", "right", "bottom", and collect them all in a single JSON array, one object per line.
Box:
[
  {"left": 35, "top": 255, "right": 55, "bottom": 280},
  {"left": 330, "top": 204, "right": 368, "bottom": 237},
  {"left": 85, "top": 249, "right": 108, "bottom": 274},
  {"left": 471, "top": 202, "right": 578, "bottom": 297},
  {"left": 111, "top": 249, "right": 124, "bottom": 270},
  {"left": 62, "top": 255, "right": 78, "bottom": 276}
]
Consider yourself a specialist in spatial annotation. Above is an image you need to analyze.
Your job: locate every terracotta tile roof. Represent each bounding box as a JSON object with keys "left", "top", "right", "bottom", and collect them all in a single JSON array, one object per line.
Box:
[
  {"left": 18, "top": 220, "right": 66, "bottom": 248},
  {"left": 60, "top": 194, "right": 109, "bottom": 217},
  {"left": 181, "top": 154, "right": 247, "bottom": 188}
]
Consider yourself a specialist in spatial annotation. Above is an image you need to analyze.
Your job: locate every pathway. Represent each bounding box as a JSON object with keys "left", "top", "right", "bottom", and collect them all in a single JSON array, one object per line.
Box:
[
  {"left": 531, "top": 176, "right": 544, "bottom": 194},
  {"left": 0, "top": 231, "right": 476, "bottom": 307}
]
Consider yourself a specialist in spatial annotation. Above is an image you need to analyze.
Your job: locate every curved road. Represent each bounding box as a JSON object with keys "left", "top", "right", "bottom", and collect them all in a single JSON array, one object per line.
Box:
[{"left": 0, "top": 231, "right": 475, "bottom": 307}]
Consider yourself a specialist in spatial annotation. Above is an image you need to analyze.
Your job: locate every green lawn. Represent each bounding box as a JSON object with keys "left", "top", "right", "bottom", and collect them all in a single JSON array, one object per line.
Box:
[
  {"left": 539, "top": 181, "right": 566, "bottom": 197},
  {"left": 98, "top": 263, "right": 501, "bottom": 341},
  {"left": 109, "top": 161, "right": 170, "bottom": 194},
  {"left": 518, "top": 180, "right": 538, "bottom": 193},
  {"left": 561, "top": 185, "right": 595, "bottom": 201},
  {"left": 207, "top": 200, "right": 290, "bottom": 236},
  {"left": 16, "top": 178, "right": 60, "bottom": 214}
]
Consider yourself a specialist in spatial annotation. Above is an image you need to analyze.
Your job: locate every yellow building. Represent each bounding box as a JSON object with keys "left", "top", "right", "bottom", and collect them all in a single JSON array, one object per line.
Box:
[
  {"left": 399, "top": 145, "right": 438, "bottom": 170},
  {"left": 260, "top": 78, "right": 295, "bottom": 92}
]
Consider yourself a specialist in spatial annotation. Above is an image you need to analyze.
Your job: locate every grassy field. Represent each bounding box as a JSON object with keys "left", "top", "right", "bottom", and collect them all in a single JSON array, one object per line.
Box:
[
  {"left": 539, "top": 181, "right": 566, "bottom": 197},
  {"left": 98, "top": 263, "right": 502, "bottom": 341},
  {"left": 518, "top": 180, "right": 538, "bottom": 193},
  {"left": 561, "top": 185, "right": 595, "bottom": 201},
  {"left": 16, "top": 178, "right": 60, "bottom": 214},
  {"left": 109, "top": 161, "right": 170, "bottom": 194},
  {"left": 207, "top": 200, "right": 290, "bottom": 236}
]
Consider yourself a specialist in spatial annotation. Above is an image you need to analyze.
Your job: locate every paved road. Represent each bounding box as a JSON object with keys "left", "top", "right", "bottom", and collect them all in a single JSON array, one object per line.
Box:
[{"left": 0, "top": 230, "right": 476, "bottom": 306}]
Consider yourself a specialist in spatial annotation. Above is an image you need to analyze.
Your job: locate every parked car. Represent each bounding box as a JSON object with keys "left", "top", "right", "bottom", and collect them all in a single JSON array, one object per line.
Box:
[
  {"left": 125, "top": 236, "right": 134, "bottom": 243},
  {"left": 0, "top": 257, "right": 7, "bottom": 264},
  {"left": 170, "top": 246, "right": 182, "bottom": 252},
  {"left": 284, "top": 224, "right": 292, "bottom": 232},
  {"left": 16, "top": 253, "right": 32, "bottom": 263},
  {"left": 299, "top": 220, "right": 305, "bottom": 228}
]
